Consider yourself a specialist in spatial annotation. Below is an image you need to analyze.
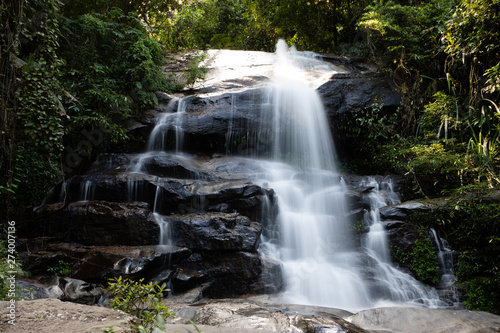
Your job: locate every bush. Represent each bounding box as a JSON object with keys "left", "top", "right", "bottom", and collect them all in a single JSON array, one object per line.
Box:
[
  {"left": 106, "top": 277, "right": 173, "bottom": 333},
  {"left": 408, "top": 199, "right": 500, "bottom": 314},
  {"left": 59, "top": 8, "right": 176, "bottom": 152},
  {"left": 0, "top": 238, "right": 27, "bottom": 301}
]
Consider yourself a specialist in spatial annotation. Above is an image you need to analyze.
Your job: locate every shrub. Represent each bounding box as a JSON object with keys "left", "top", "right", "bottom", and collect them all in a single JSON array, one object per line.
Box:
[
  {"left": 0, "top": 238, "right": 28, "bottom": 301},
  {"left": 106, "top": 277, "right": 172, "bottom": 333}
]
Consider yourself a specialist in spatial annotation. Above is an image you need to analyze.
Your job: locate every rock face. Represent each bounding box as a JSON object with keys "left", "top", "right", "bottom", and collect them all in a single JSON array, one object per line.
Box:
[
  {"left": 27, "top": 201, "right": 159, "bottom": 246},
  {"left": 18, "top": 153, "right": 277, "bottom": 299},
  {"left": 170, "top": 213, "right": 261, "bottom": 251},
  {"left": 138, "top": 50, "right": 400, "bottom": 156},
  {"left": 17, "top": 49, "right": 417, "bottom": 309}
]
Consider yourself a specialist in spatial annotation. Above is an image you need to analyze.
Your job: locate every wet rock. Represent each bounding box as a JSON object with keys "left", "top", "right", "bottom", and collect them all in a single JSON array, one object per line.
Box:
[
  {"left": 140, "top": 155, "right": 213, "bottom": 180},
  {"left": 170, "top": 212, "right": 261, "bottom": 251},
  {"left": 318, "top": 73, "right": 400, "bottom": 116},
  {"left": 379, "top": 205, "right": 408, "bottom": 219},
  {"left": 164, "top": 299, "right": 366, "bottom": 333},
  {"left": 38, "top": 155, "right": 275, "bottom": 219},
  {"left": 172, "top": 251, "right": 263, "bottom": 297},
  {"left": 29, "top": 201, "right": 159, "bottom": 246},
  {"left": 19, "top": 242, "right": 191, "bottom": 284},
  {"left": 253, "top": 258, "right": 284, "bottom": 294},
  {"left": 16, "top": 277, "right": 104, "bottom": 305},
  {"left": 171, "top": 269, "right": 209, "bottom": 291}
]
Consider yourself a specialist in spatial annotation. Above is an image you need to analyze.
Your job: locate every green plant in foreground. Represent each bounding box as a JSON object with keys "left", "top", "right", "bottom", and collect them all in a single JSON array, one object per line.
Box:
[
  {"left": 182, "top": 320, "right": 202, "bottom": 333},
  {"left": 0, "top": 239, "right": 29, "bottom": 301},
  {"left": 47, "top": 260, "right": 73, "bottom": 276},
  {"left": 106, "top": 277, "right": 172, "bottom": 333}
]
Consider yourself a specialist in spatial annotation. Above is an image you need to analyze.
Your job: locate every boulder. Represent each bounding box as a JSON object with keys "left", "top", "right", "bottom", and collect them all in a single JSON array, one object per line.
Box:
[
  {"left": 318, "top": 73, "right": 400, "bottom": 116},
  {"left": 170, "top": 212, "right": 261, "bottom": 251},
  {"left": 347, "top": 306, "right": 500, "bottom": 333}
]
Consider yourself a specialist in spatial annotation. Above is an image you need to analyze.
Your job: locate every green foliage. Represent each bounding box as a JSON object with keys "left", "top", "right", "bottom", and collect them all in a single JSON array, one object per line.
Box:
[
  {"left": 61, "top": 0, "right": 181, "bottom": 20},
  {"left": 418, "top": 92, "right": 462, "bottom": 141},
  {"left": 11, "top": 145, "right": 61, "bottom": 208},
  {"left": 18, "top": 0, "right": 65, "bottom": 155},
  {"left": 1, "top": 0, "right": 66, "bottom": 210},
  {"left": 410, "top": 230, "right": 440, "bottom": 285},
  {"left": 47, "top": 260, "right": 73, "bottom": 276},
  {"left": 166, "top": 0, "right": 247, "bottom": 49},
  {"left": 484, "top": 63, "right": 500, "bottom": 95},
  {"left": 60, "top": 8, "right": 169, "bottom": 111},
  {"left": 358, "top": 0, "right": 454, "bottom": 137},
  {"left": 0, "top": 238, "right": 27, "bottom": 301},
  {"left": 57, "top": 8, "right": 177, "bottom": 159},
  {"left": 106, "top": 277, "right": 173, "bottom": 333},
  {"left": 409, "top": 199, "right": 500, "bottom": 313},
  {"left": 466, "top": 101, "right": 500, "bottom": 186},
  {"left": 443, "top": 0, "right": 500, "bottom": 104},
  {"left": 334, "top": 101, "right": 401, "bottom": 174},
  {"left": 359, "top": 0, "right": 452, "bottom": 69},
  {"left": 183, "top": 52, "right": 208, "bottom": 88},
  {"left": 266, "top": 0, "right": 371, "bottom": 52},
  {"left": 404, "top": 142, "right": 469, "bottom": 197},
  {"left": 462, "top": 277, "right": 498, "bottom": 313}
]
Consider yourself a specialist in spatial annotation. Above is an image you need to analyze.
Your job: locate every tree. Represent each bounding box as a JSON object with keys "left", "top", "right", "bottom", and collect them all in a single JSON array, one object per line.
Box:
[
  {"left": 443, "top": 0, "right": 500, "bottom": 106},
  {"left": 0, "top": 0, "right": 23, "bottom": 219}
]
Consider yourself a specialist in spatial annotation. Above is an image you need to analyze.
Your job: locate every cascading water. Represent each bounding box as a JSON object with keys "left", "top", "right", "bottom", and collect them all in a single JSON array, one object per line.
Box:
[
  {"left": 79, "top": 180, "right": 95, "bottom": 202},
  {"left": 360, "top": 177, "right": 400, "bottom": 263},
  {"left": 358, "top": 177, "right": 442, "bottom": 308},
  {"left": 430, "top": 228, "right": 459, "bottom": 305},
  {"left": 124, "top": 97, "right": 186, "bottom": 247},
  {"left": 255, "top": 40, "right": 444, "bottom": 311},
  {"left": 254, "top": 41, "right": 370, "bottom": 310}
]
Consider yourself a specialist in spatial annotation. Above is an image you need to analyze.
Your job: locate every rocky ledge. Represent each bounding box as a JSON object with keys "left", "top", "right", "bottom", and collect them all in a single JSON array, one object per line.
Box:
[{"left": 2, "top": 297, "right": 500, "bottom": 333}]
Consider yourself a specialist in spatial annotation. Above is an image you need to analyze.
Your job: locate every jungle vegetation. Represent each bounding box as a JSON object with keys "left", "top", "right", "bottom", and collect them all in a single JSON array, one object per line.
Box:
[{"left": 1, "top": 0, "right": 499, "bottom": 313}]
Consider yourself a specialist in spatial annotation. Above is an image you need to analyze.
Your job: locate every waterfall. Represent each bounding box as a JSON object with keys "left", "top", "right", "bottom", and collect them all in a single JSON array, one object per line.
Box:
[
  {"left": 358, "top": 177, "right": 443, "bottom": 308},
  {"left": 256, "top": 41, "right": 444, "bottom": 311},
  {"left": 146, "top": 97, "right": 185, "bottom": 152},
  {"left": 430, "top": 228, "right": 459, "bottom": 305},
  {"left": 360, "top": 177, "right": 399, "bottom": 263},
  {"left": 79, "top": 180, "right": 95, "bottom": 202},
  {"left": 255, "top": 41, "right": 370, "bottom": 310}
]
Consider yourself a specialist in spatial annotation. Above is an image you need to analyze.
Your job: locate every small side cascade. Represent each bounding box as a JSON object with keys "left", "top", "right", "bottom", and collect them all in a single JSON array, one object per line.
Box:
[
  {"left": 430, "top": 228, "right": 459, "bottom": 306},
  {"left": 79, "top": 180, "right": 95, "bottom": 202},
  {"left": 359, "top": 177, "right": 444, "bottom": 307},
  {"left": 361, "top": 177, "right": 399, "bottom": 263},
  {"left": 146, "top": 97, "right": 185, "bottom": 152},
  {"left": 174, "top": 98, "right": 187, "bottom": 153},
  {"left": 153, "top": 185, "right": 172, "bottom": 247}
]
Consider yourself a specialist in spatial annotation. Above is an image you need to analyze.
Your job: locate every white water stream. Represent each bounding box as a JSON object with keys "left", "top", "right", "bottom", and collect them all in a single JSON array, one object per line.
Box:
[{"left": 253, "top": 41, "right": 444, "bottom": 311}]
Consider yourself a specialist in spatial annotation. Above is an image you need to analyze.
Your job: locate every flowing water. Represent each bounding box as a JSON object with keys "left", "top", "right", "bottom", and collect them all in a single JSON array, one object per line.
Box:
[
  {"left": 252, "top": 41, "right": 444, "bottom": 311},
  {"left": 430, "top": 228, "right": 459, "bottom": 305}
]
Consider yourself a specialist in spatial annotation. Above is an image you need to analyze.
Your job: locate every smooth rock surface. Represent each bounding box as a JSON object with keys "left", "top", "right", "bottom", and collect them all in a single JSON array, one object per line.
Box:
[
  {"left": 347, "top": 306, "right": 500, "bottom": 333},
  {"left": 0, "top": 298, "right": 136, "bottom": 333}
]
